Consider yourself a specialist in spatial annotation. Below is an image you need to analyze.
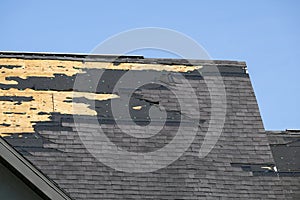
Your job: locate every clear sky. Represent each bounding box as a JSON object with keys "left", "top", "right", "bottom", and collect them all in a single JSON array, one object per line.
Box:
[{"left": 0, "top": 0, "right": 299, "bottom": 130}]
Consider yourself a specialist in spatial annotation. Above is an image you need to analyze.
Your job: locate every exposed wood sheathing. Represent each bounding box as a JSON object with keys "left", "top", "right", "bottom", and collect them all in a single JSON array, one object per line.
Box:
[
  {"left": 0, "top": 58, "right": 201, "bottom": 86},
  {"left": 0, "top": 88, "right": 119, "bottom": 135},
  {"left": 84, "top": 62, "right": 202, "bottom": 72},
  {"left": 0, "top": 58, "right": 83, "bottom": 84},
  {"left": 0, "top": 58, "right": 201, "bottom": 136}
]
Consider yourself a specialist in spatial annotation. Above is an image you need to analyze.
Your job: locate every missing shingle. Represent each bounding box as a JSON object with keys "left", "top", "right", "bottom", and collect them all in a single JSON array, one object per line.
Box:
[
  {"left": 231, "top": 163, "right": 278, "bottom": 175},
  {"left": 132, "top": 105, "right": 143, "bottom": 110}
]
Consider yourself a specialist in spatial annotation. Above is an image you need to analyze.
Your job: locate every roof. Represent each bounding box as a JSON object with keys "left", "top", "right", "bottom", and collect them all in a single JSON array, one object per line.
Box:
[
  {"left": 0, "top": 51, "right": 299, "bottom": 199},
  {"left": 0, "top": 137, "right": 72, "bottom": 200},
  {"left": 266, "top": 130, "right": 300, "bottom": 172},
  {"left": 0, "top": 51, "right": 246, "bottom": 66},
  {"left": 266, "top": 130, "right": 300, "bottom": 199}
]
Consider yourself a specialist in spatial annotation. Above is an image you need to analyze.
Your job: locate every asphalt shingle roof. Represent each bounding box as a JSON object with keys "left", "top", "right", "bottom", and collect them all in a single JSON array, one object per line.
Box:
[{"left": 0, "top": 52, "right": 299, "bottom": 199}]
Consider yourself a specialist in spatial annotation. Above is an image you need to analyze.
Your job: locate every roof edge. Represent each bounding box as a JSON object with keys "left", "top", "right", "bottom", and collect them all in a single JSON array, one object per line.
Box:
[
  {"left": 0, "top": 51, "right": 247, "bottom": 66},
  {"left": 0, "top": 136, "right": 73, "bottom": 200},
  {"left": 266, "top": 129, "right": 300, "bottom": 135}
]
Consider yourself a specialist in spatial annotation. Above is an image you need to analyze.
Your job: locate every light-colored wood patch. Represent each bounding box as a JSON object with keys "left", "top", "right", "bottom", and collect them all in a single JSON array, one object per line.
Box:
[
  {"left": 0, "top": 58, "right": 83, "bottom": 84},
  {"left": 84, "top": 62, "right": 202, "bottom": 72},
  {"left": 0, "top": 58, "right": 201, "bottom": 85},
  {"left": 132, "top": 105, "right": 143, "bottom": 110},
  {"left": 0, "top": 88, "right": 119, "bottom": 136}
]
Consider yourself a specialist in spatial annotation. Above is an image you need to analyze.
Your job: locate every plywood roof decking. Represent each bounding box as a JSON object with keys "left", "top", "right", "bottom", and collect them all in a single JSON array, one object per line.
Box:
[
  {"left": 0, "top": 88, "right": 119, "bottom": 135},
  {"left": 0, "top": 57, "right": 203, "bottom": 84}
]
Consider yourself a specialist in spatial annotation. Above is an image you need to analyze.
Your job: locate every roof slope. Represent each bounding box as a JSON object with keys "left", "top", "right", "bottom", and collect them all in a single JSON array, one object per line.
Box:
[
  {"left": 0, "top": 137, "right": 72, "bottom": 200},
  {"left": 0, "top": 52, "right": 299, "bottom": 199},
  {"left": 266, "top": 130, "right": 300, "bottom": 199}
]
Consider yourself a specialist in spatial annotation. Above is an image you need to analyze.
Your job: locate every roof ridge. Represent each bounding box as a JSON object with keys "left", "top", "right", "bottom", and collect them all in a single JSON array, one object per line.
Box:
[{"left": 0, "top": 51, "right": 246, "bottom": 66}]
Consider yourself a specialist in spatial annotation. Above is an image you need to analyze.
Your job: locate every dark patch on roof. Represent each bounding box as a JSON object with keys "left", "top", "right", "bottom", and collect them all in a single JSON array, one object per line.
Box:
[
  {"left": 0, "top": 96, "right": 33, "bottom": 104},
  {"left": 267, "top": 131, "right": 300, "bottom": 172},
  {"left": 0, "top": 65, "right": 22, "bottom": 69}
]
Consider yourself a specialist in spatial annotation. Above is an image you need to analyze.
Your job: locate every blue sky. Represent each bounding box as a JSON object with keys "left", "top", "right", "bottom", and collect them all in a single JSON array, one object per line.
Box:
[{"left": 0, "top": 0, "right": 299, "bottom": 130}]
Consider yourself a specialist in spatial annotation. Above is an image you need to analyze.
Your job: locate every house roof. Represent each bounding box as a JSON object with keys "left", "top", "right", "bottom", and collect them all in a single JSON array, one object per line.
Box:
[{"left": 0, "top": 51, "right": 299, "bottom": 199}]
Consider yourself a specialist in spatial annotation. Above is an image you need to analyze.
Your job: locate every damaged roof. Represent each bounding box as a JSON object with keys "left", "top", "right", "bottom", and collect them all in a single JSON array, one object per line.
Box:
[{"left": 0, "top": 51, "right": 299, "bottom": 199}]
